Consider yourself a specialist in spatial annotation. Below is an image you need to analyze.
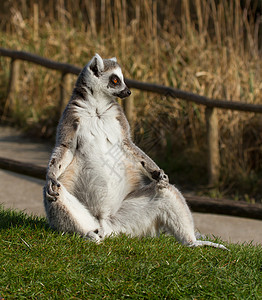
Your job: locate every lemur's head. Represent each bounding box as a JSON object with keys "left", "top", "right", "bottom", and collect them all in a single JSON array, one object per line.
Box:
[{"left": 83, "top": 53, "right": 131, "bottom": 99}]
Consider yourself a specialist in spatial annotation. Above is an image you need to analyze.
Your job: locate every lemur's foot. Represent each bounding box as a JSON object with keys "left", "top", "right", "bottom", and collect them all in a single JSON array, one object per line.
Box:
[
  {"left": 45, "top": 177, "right": 61, "bottom": 201},
  {"left": 189, "top": 240, "right": 229, "bottom": 251},
  {"left": 85, "top": 228, "right": 104, "bottom": 244}
]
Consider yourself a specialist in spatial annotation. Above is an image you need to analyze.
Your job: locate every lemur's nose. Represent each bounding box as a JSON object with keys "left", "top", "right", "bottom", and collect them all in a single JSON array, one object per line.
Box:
[
  {"left": 117, "top": 87, "right": 131, "bottom": 98},
  {"left": 124, "top": 88, "right": 131, "bottom": 97}
]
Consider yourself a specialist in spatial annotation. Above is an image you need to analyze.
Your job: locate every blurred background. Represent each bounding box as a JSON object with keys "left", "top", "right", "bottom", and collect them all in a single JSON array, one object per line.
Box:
[{"left": 0, "top": 0, "right": 261, "bottom": 203}]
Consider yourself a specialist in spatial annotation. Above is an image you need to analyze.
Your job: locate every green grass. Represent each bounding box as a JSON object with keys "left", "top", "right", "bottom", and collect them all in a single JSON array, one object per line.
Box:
[{"left": 0, "top": 207, "right": 261, "bottom": 299}]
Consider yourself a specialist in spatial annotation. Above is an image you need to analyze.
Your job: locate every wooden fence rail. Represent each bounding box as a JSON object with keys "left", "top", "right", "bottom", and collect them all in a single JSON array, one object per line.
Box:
[{"left": 1, "top": 47, "right": 262, "bottom": 186}]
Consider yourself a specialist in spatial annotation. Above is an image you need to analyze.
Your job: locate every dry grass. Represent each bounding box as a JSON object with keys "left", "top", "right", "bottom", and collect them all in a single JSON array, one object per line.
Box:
[{"left": 0, "top": 0, "right": 261, "bottom": 200}]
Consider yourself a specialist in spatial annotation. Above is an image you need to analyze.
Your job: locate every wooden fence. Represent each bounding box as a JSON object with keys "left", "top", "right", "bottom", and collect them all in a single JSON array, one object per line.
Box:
[{"left": 1, "top": 47, "right": 262, "bottom": 186}]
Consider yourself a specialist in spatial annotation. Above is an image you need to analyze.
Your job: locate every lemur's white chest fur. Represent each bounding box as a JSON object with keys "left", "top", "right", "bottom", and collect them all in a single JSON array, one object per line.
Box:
[
  {"left": 77, "top": 97, "right": 122, "bottom": 152},
  {"left": 73, "top": 97, "right": 130, "bottom": 217}
]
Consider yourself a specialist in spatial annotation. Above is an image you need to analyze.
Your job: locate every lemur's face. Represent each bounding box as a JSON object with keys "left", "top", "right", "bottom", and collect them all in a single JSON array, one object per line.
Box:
[
  {"left": 88, "top": 54, "right": 131, "bottom": 99},
  {"left": 106, "top": 67, "right": 131, "bottom": 99}
]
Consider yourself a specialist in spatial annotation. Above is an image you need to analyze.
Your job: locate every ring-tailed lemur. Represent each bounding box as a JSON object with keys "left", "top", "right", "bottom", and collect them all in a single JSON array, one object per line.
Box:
[{"left": 43, "top": 54, "right": 227, "bottom": 249}]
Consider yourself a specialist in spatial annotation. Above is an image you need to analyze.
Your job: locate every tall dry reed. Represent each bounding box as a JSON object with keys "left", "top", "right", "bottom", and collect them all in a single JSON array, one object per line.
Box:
[{"left": 0, "top": 0, "right": 261, "bottom": 199}]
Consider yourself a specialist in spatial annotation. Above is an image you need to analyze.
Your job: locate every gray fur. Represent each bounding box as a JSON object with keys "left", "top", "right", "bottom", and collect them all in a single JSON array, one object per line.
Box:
[{"left": 103, "top": 59, "right": 119, "bottom": 72}]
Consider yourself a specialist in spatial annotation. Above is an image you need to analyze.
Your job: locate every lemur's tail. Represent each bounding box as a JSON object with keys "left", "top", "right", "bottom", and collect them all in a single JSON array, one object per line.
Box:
[{"left": 189, "top": 240, "right": 229, "bottom": 251}]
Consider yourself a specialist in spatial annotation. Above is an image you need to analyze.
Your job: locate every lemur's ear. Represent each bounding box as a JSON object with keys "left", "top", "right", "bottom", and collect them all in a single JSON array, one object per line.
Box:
[
  {"left": 89, "top": 53, "right": 104, "bottom": 77},
  {"left": 110, "top": 57, "right": 117, "bottom": 62}
]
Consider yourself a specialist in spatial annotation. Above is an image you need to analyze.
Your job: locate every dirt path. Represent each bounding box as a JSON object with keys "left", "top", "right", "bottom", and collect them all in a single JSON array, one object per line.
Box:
[{"left": 0, "top": 126, "right": 261, "bottom": 244}]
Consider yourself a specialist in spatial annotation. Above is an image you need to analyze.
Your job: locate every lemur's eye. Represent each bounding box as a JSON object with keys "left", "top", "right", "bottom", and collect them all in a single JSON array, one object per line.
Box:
[{"left": 110, "top": 75, "right": 120, "bottom": 86}]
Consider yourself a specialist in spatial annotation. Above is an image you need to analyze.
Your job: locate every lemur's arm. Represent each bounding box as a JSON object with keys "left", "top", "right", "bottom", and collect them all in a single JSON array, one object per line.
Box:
[
  {"left": 46, "top": 115, "right": 79, "bottom": 200},
  {"left": 116, "top": 106, "right": 168, "bottom": 183},
  {"left": 122, "top": 139, "right": 169, "bottom": 183},
  {"left": 46, "top": 145, "right": 74, "bottom": 199}
]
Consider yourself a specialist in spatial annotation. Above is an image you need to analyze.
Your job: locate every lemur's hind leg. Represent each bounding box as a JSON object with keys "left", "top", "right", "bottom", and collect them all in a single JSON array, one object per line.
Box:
[
  {"left": 100, "top": 181, "right": 195, "bottom": 241},
  {"left": 155, "top": 182, "right": 228, "bottom": 250},
  {"left": 44, "top": 184, "right": 101, "bottom": 242},
  {"left": 102, "top": 181, "right": 228, "bottom": 250}
]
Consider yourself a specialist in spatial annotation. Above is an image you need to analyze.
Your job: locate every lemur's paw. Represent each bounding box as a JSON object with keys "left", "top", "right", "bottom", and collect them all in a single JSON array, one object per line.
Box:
[
  {"left": 151, "top": 169, "right": 169, "bottom": 183},
  {"left": 45, "top": 178, "right": 61, "bottom": 201},
  {"left": 189, "top": 240, "right": 229, "bottom": 251},
  {"left": 85, "top": 229, "right": 104, "bottom": 244},
  {"left": 159, "top": 170, "right": 169, "bottom": 182},
  {"left": 156, "top": 179, "right": 169, "bottom": 190}
]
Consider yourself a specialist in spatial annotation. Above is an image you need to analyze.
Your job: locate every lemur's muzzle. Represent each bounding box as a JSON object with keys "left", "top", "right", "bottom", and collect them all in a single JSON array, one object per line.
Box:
[{"left": 115, "top": 87, "right": 131, "bottom": 99}]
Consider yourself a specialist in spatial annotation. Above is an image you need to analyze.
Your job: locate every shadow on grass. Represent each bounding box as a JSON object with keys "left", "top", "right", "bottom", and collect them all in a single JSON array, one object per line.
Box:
[{"left": 0, "top": 205, "right": 49, "bottom": 231}]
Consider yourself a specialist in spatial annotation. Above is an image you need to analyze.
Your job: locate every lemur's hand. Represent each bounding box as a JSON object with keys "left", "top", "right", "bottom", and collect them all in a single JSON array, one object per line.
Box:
[
  {"left": 45, "top": 174, "right": 60, "bottom": 201},
  {"left": 140, "top": 160, "right": 169, "bottom": 183},
  {"left": 151, "top": 169, "right": 169, "bottom": 183}
]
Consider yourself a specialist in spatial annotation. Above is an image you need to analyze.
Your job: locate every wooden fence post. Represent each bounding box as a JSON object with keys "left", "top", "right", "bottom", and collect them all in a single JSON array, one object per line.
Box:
[
  {"left": 6, "top": 58, "right": 20, "bottom": 110},
  {"left": 58, "top": 72, "right": 70, "bottom": 117},
  {"left": 205, "top": 107, "right": 220, "bottom": 186}
]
